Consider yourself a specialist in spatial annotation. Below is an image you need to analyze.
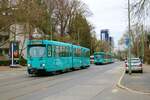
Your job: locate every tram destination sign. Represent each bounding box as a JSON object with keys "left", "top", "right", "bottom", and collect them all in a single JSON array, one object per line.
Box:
[{"left": 30, "top": 40, "right": 43, "bottom": 45}]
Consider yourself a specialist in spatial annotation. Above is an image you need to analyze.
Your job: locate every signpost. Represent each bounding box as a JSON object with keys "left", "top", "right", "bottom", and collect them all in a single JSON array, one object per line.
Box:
[
  {"left": 141, "top": 25, "right": 145, "bottom": 63},
  {"left": 128, "top": 0, "right": 132, "bottom": 74},
  {"left": 125, "top": 37, "right": 129, "bottom": 47}
]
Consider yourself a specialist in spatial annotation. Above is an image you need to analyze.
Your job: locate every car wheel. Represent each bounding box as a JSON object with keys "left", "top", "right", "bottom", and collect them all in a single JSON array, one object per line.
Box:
[{"left": 125, "top": 70, "right": 128, "bottom": 73}]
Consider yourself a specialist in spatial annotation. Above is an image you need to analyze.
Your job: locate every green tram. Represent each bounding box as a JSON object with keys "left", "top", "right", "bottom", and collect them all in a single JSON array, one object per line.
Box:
[
  {"left": 27, "top": 40, "right": 90, "bottom": 75},
  {"left": 94, "top": 52, "right": 114, "bottom": 65}
]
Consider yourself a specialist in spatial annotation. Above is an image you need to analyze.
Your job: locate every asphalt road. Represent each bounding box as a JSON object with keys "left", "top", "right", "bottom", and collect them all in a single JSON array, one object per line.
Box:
[{"left": 0, "top": 62, "right": 150, "bottom": 100}]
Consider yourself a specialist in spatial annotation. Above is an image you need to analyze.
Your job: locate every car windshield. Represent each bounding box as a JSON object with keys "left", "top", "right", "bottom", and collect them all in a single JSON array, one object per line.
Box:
[
  {"left": 29, "top": 46, "right": 46, "bottom": 58},
  {"left": 128, "top": 58, "right": 140, "bottom": 63}
]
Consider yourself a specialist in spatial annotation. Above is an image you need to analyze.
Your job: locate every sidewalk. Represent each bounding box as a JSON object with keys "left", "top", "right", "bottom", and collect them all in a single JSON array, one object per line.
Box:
[
  {"left": 0, "top": 66, "right": 27, "bottom": 72},
  {"left": 121, "top": 64, "right": 150, "bottom": 93}
]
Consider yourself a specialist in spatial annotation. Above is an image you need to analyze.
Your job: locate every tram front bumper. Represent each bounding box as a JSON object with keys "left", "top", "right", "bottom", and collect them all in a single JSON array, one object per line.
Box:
[
  {"left": 28, "top": 68, "right": 46, "bottom": 74},
  {"left": 28, "top": 68, "right": 37, "bottom": 74}
]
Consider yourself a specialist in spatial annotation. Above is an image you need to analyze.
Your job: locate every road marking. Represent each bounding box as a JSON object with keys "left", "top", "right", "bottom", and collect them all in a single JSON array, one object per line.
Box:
[
  {"left": 131, "top": 76, "right": 141, "bottom": 79},
  {"left": 112, "top": 89, "right": 118, "bottom": 93},
  {"left": 117, "top": 66, "right": 150, "bottom": 95}
]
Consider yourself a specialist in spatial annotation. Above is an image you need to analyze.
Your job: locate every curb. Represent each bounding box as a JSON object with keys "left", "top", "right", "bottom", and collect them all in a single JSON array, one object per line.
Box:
[{"left": 116, "top": 68, "right": 150, "bottom": 95}]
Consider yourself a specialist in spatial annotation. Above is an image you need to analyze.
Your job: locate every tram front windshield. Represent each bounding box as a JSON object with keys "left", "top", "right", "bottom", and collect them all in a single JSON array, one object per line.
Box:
[
  {"left": 95, "top": 54, "right": 103, "bottom": 59},
  {"left": 29, "top": 45, "right": 46, "bottom": 58}
]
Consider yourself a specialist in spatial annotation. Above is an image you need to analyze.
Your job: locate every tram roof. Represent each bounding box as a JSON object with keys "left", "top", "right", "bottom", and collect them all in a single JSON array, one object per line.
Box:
[
  {"left": 27, "top": 40, "right": 90, "bottom": 50},
  {"left": 94, "top": 52, "right": 113, "bottom": 56}
]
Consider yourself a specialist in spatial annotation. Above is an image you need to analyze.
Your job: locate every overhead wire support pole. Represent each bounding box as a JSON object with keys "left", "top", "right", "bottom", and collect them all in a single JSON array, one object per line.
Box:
[
  {"left": 47, "top": 8, "right": 52, "bottom": 40},
  {"left": 77, "top": 29, "right": 80, "bottom": 45},
  {"left": 50, "top": 11, "right": 52, "bottom": 40},
  {"left": 141, "top": 8, "right": 146, "bottom": 63},
  {"left": 128, "top": 0, "right": 132, "bottom": 75},
  {"left": 50, "top": 25, "right": 52, "bottom": 40}
]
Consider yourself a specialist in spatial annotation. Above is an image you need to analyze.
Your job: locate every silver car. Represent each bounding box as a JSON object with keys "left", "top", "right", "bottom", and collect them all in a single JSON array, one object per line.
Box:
[{"left": 125, "top": 58, "right": 143, "bottom": 73}]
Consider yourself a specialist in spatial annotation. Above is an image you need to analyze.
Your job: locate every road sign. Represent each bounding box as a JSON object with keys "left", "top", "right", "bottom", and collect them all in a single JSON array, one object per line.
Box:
[
  {"left": 125, "top": 38, "right": 130, "bottom": 47},
  {"left": 9, "top": 41, "right": 19, "bottom": 67}
]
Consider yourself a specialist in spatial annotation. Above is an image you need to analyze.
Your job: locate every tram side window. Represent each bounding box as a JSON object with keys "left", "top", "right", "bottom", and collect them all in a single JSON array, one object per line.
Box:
[
  {"left": 59, "top": 46, "right": 63, "bottom": 57},
  {"left": 66, "top": 47, "right": 69, "bottom": 57},
  {"left": 47, "top": 45, "right": 52, "bottom": 57},
  {"left": 67, "top": 47, "right": 69, "bottom": 56},
  {"left": 84, "top": 50, "right": 86, "bottom": 57},
  {"left": 110, "top": 55, "right": 112, "bottom": 59},
  {"left": 55, "top": 46, "right": 59, "bottom": 57},
  {"left": 62, "top": 46, "right": 64, "bottom": 57},
  {"left": 73, "top": 48, "right": 76, "bottom": 57},
  {"left": 59, "top": 46, "right": 65, "bottom": 57},
  {"left": 75, "top": 48, "right": 78, "bottom": 57},
  {"left": 62, "top": 46, "right": 66, "bottom": 57},
  {"left": 86, "top": 51, "right": 90, "bottom": 57},
  {"left": 78, "top": 49, "right": 81, "bottom": 57},
  {"left": 63, "top": 46, "right": 67, "bottom": 57},
  {"left": 83, "top": 50, "right": 86, "bottom": 57},
  {"left": 70, "top": 47, "right": 73, "bottom": 56},
  {"left": 68, "top": 47, "right": 71, "bottom": 57},
  {"left": 108, "top": 55, "right": 110, "bottom": 59},
  {"left": 105, "top": 54, "right": 108, "bottom": 59},
  {"left": 52, "top": 45, "right": 55, "bottom": 57},
  {"left": 107, "top": 55, "right": 110, "bottom": 59},
  {"left": 68, "top": 47, "right": 71, "bottom": 56},
  {"left": 75, "top": 48, "right": 81, "bottom": 57},
  {"left": 58, "top": 46, "right": 69, "bottom": 57},
  {"left": 65, "top": 47, "right": 69, "bottom": 57},
  {"left": 104, "top": 55, "right": 106, "bottom": 59},
  {"left": 101, "top": 54, "right": 104, "bottom": 59},
  {"left": 105, "top": 55, "right": 107, "bottom": 59},
  {"left": 74, "top": 48, "right": 78, "bottom": 57}
]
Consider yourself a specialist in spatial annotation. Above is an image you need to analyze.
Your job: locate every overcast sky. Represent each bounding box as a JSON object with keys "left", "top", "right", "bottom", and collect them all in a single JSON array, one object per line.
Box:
[{"left": 81, "top": 0, "right": 128, "bottom": 47}]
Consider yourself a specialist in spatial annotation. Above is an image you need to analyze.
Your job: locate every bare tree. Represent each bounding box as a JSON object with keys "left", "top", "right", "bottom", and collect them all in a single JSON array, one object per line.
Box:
[
  {"left": 131, "top": 0, "right": 150, "bottom": 23},
  {"left": 52, "top": 0, "right": 91, "bottom": 37}
]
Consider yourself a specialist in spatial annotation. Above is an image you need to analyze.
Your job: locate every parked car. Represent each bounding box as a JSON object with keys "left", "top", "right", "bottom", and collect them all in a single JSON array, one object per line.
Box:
[
  {"left": 90, "top": 55, "right": 94, "bottom": 64},
  {"left": 125, "top": 58, "right": 143, "bottom": 73}
]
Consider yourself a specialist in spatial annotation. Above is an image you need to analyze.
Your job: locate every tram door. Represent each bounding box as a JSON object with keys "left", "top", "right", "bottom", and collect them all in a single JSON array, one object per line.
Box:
[
  {"left": 47, "top": 45, "right": 55, "bottom": 69},
  {"left": 54, "top": 46, "right": 62, "bottom": 70}
]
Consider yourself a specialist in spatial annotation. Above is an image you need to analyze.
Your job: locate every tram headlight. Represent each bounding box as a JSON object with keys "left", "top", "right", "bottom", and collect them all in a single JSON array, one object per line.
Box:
[
  {"left": 42, "top": 64, "right": 45, "bottom": 67},
  {"left": 28, "top": 64, "right": 31, "bottom": 67}
]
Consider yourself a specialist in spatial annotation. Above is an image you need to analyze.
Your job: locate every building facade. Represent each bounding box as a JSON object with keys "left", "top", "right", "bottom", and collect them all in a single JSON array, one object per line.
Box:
[{"left": 0, "top": 32, "right": 9, "bottom": 60}]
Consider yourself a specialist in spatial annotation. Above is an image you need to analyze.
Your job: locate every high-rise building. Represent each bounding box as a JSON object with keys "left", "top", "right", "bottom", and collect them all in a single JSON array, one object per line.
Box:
[
  {"left": 109, "top": 36, "right": 114, "bottom": 47},
  {"left": 100, "top": 29, "right": 109, "bottom": 41}
]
